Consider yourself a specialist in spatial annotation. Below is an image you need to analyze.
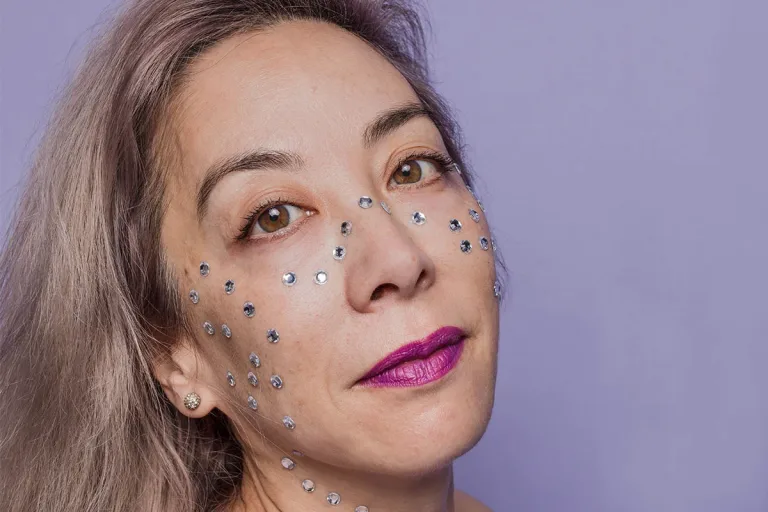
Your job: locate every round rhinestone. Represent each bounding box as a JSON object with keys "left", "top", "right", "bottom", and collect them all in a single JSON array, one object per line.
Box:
[
  {"left": 226, "top": 371, "right": 235, "bottom": 387},
  {"left": 494, "top": 279, "right": 502, "bottom": 298},
  {"left": 221, "top": 324, "right": 232, "bottom": 338},
  {"left": 411, "top": 211, "right": 426, "bottom": 225},
  {"left": 224, "top": 279, "right": 235, "bottom": 294},
  {"left": 380, "top": 201, "right": 391, "bottom": 214},
  {"left": 266, "top": 329, "right": 279, "bottom": 343},
  {"left": 292, "top": 450, "right": 304, "bottom": 457},
  {"left": 314, "top": 270, "right": 328, "bottom": 285},
  {"left": 249, "top": 352, "right": 261, "bottom": 368},
  {"left": 247, "top": 395, "right": 258, "bottom": 410},
  {"left": 282, "top": 272, "right": 297, "bottom": 286},
  {"left": 327, "top": 492, "right": 341, "bottom": 505},
  {"left": 247, "top": 372, "right": 258, "bottom": 387},
  {"left": 302, "top": 479, "right": 316, "bottom": 492},
  {"left": 479, "top": 237, "right": 489, "bottom": 251},
  {"left": 340, "top": 221, "right": 352, "bottom": 236},
  {"left": 203, "top": 321, "right": 215, "bottom": 335},
  {"left": 243, "top": 302, "right": 255, "bottom": 317},
  {"left": 281, "top": 457, "right": 296, "bottom": 470},
  {"left": 355, "top": 507, "right": 369, "bottom": 512},
  {"left": 189, "top": 290, "right": 199, "bottom": 304},
  {"left": 199, "top": 261, "right": 210, "bottom": 277},
  {"left": 282, "top": 416, "right": 296, "bottom": 430},
  {"left": 358, "top": 196, "right": 373, "bottom": 209},
  {"left": 449, "top": 219, "right": 462, "bottom": 232},
  {"left": 460, "top": 240, "right": 472, "bottom": 253},
  {"left": 270, "top": 375, "right": 283, "bottom": 389},
  {"left": 468, "top": 208, "right": 480, "bottom": 222},
  {"left": 333, "top": 246, "right": 346, "bottom": 261}
]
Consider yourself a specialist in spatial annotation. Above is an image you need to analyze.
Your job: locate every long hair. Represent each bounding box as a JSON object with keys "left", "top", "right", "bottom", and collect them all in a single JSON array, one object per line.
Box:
[{"left": 0, "top": 0, "right": 507, "bottom": 510}]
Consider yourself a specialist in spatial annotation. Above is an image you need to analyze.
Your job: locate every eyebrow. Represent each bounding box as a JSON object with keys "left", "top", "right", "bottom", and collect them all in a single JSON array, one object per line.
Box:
[{"left": 195, "top": 101, "right": 432, "bottom": 222}]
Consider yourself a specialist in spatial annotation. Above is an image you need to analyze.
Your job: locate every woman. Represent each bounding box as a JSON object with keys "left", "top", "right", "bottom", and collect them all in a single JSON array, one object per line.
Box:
[{"left": 0, "top": 0, "right": 507, "bottom": 510}]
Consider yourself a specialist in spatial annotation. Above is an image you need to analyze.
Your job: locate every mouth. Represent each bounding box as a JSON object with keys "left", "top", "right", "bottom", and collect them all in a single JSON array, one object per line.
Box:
[{"left": 354, "top": 326, "right": 467, "bottom": 388}]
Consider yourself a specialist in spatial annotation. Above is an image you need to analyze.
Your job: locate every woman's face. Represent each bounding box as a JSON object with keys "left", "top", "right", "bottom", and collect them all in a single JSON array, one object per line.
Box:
[{"left": 160, "top": 20, "right": 499, "bottom": 476}]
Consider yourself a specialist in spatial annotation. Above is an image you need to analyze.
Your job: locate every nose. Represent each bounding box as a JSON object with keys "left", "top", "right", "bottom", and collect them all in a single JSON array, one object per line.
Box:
[{"left": 344, "top": 206, "right": 436, "bottom": 313}]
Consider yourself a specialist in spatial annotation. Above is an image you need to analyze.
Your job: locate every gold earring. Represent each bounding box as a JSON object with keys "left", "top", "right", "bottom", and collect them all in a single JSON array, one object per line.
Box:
[{"left": 183, "top": 392, "right": 201, "bottom": 410}]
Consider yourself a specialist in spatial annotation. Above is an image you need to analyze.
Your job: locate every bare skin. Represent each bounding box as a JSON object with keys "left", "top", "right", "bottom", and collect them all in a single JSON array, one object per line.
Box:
[{"left": 152, "top": 19, "right": 499, "bottom": 512}]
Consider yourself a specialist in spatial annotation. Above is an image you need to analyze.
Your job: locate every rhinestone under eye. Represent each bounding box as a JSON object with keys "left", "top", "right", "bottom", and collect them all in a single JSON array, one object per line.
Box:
[
  {"left": 189, "top": 290, "right": 199, "bottom": 304},
  {"left": 270, "top": 375, "right": 283, "bottom": 389},
  {"left": 494, "top": 279, "right": 502, "bottom": 298},
  {"left": 380, "top": 201, "right": 391, "bottom": 214},
  {"left": 243, "top": 302, "right": 255, "bottom": 317},
  {"left": 341, "top": 221, "right": 352, "bottom": 236},
  {"left": 449, "top": 219, "right": 462, "bottom": 232},
  {"left": 224, "top": 280, "right": 235, "bottom": 294},
  {"left": 266, "top": 329, "right": 279, "bottom": 343},
  {"left": 477, "top": 200, "right": 486, "bottom": 212},
  {"left": 281, "top": 457, "right": 296, "bottom": 470},
  {"left": 283, "top": 416, "right": 296, "bottom": 430},
  {"left": 200, "top": 262, "right": 210, "bottom": 276},
  {"left": 247, "top": 395, "right": 258, "bottom": 410},
  {"left": 358, "top": 196, "right": 373, "bottom": 208},
  {"left": 333, "top": 246, "right": 346, "bottom": 261},
  {"left": 411, "top": 211, "right": 426, "bottom": 225},
  {"left": 282, "top": 272, "right": 297, "bottom": 286},
  {"left": 226, "top": 371, "right": 235, "bottom": 387},
  {"left": 247, "top": 372, "right": 258, "bottom": 387},
  {"left": 491, "top": 238, "right": 497, "bottom": 251},
  {"left": 355, "top": 507, "right": 370, "bottom": 512},
  {"left": 249, "top": 352, "right": 261, "bottom": 367},
  {"left": 468, "top": 208, "right": 480, "bottom": 222},
  {"left": 221, "top": 324, "right": 232, "bottom": 338},
  {"left": 203, "top": 321, "right": 215, "bottom": 335},
  {"left": 302, "top": 479, "right": 316, "bottom": 492},
  {"left": 327, "top": 492, "right": 341, "bottom": 505},
  {"left": 314, "top": 270, "right": 328, "bottom": 285},
  {"left": 460, "top": 240, "right": 472, "bottom": 253},
  {"left": 479, "top": 237, "right": 489, "bottom": 250}
]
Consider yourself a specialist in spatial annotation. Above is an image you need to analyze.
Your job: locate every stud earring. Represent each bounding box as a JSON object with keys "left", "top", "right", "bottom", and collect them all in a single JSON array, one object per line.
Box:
[{"left": 184, "top": 392, "right": 201, "bottom": 410}]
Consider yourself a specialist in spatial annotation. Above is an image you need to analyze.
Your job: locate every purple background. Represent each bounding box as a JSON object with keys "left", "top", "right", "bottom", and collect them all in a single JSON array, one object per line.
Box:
[{"left": 2, "top": 1, "right": 767, "bottom": 510}]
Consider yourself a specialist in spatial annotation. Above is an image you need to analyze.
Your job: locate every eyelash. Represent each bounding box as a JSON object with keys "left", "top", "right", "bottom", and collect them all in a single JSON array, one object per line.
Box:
[{"left": 235, "top": 150, "right": 456, "bottom": 243}]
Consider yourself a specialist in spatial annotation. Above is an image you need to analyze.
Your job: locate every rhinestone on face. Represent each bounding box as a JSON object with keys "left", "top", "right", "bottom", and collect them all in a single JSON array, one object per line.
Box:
[
  {"left": 200, "top": 261, "right": 210, "bottom": 277},
  {"left": 479, "top": 237, "right": 490, "bottom": 251},
  {"left": 224, "top": 279, "right": 235, "bottom": 295},
  {"left": 477, "top": 200, "right": 486, "bottom": 212},
  {"left": 449, "top": 219, "right": 462, "bottom": 232},
  {"left": 302, "top": 479, "right": 316, "bottom": 492},
  {"left": 292, "top": 450, "right": 304, "bottom": 457},
  {"left": 281, "top": 457, "right": 296, "bottom": 470},
  {"left": 247, "top": 372, "right": 258, "bottom": 387},
  {"left": 333, "top": 246, "right": 346, "bottom": 261},
  {"left": 203, "top": 321, "right": 215, "bottom": 335},
  {"left": 282, "top": 416, "right": 296, "bottom": 430},
  {"left": 341, "top": 221, "right": 352, "bottom": 236},
  {"left": 226, "top": 371, "right": 235, "bottom": 387},
  {"left": 266, "top": 329, "right": 279, "bottom": 344},
  {"left": 247, "top": 395, "right": 258, "bottom": 410},
  {"left": 243, "top": 302, "right": 255, "bottom": 317},
  {"left": 221, "top": 324, "right": 232, "bottom": 338},
  {"left": 355, "top": 507, "right": 370, "bottom": 512},
  {"left": 494, "top": 279, "right": 502, "bottom": 298},
  {"left": 249, "top": 352, "right": 261, "bottom": 368},
  {"left": 314, "top": 270, "right": 328, "bottom": 285},
  {"left": 468, "top": 208, "right": 480, "bottom": 222},
  {"left": 270, "top": 375, "right": 283, "bottom": 389},
  {"left": 189, "top": 290, "right": 199, "bottom": 304},
  {"left": 327, "top": 492, "right": 341, "bottom": 505},
  {"left": 282, "top": 272, "right": 297, "bottom": 286},
  {"left": 358, "top": 196, "right": 373, "bottom": 209},
  {"left": 460, "top": 240, "right": 472, "bottom": 253},
  {"left": 491, "top": 237, "right": 497, "bottom": 252},
  {"left": 380, "top": 201, "right": 391, "bottom": 214},
  {"left": 411, "top": 211, "right": 426, "bottom": 225}
]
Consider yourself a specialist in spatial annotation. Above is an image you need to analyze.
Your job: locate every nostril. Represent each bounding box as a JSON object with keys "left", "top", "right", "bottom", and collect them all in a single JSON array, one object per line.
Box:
[{"left": 371, "top": 283, "right": 395, "bottom": 301}]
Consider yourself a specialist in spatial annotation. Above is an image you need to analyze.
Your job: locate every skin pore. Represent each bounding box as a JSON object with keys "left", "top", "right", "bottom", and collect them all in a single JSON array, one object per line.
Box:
[{"left": 153, "top": 19, "right": 499, "bottom": 512}]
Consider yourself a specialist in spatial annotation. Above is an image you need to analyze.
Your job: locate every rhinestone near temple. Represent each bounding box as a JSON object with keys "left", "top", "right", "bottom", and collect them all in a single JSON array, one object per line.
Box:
[
  {"left": 270, "top": 375, "right": 283, "bottom": 389},
  {"left": 281, "top": 457, "right": 296, "bottom": 470},
  {"left": 224, "top": 279, "right": 235, "bottom": 294},
  {"left": 243, "top": 302, "right": 255, "bottom": 317},
  {"left": 341, "top": 221, "right": 352, "bottom": 236},
  {"left": 449, "top": 219, "right": 462, "bottom": 232},
  {"left": 479, "top": 237, "right": 489, "bottom": 251},
  {"left": 203, "top": 321, "right": 215, "bottom": 335},
  {"left": 266, "top": 329, "right": 279, "bottom": 344},
  {"left": 327, "top": 492, "right": 341, "bottom": 505},
  {"left": 411, "top": 211, "right": 426, "bottom": 225},
  {"left": 358, "top": 196, "right": 373, "bottom": 209},
  {"left": 189, "top": 290, "right": 199, "bottom": 304},
  {"left": 282, "top": 416, "right": 296, "bottom": 430},
  {"left": 199, "top": 261, "right": 210, "bottom": 277},
  {"left": 282, "top": 272, "right": 297, "bottom": 286},
  {"left": 249, "top": 352, "right": 261, "bottom": 368},
  {"left": 333, "top": 246, "right": 346, "bottom": 261},
  {"left": 460, "top": 240, "right": 472, "bottom": 253},
  {"left": 247, "top": 395, "right": 258, "bottom": 410},
  {"left": 302, "top": 479, "right": 316, "bottom": 492}
]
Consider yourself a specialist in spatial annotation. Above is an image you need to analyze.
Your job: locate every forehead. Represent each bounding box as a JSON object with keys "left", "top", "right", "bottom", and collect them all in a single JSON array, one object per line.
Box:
[{"left": 170, "top": 20, "right": 421, "bottom": 179}]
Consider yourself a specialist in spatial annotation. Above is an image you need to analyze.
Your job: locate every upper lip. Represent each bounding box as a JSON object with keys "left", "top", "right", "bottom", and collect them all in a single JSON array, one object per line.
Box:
[{"left": 356, "top": 326, "right": 467, "bottom": 383}]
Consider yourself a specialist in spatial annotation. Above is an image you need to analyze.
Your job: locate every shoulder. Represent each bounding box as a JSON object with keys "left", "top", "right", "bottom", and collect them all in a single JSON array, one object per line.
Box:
[{"left": 454, "top": 489, "right": 493, "bottom": 512}]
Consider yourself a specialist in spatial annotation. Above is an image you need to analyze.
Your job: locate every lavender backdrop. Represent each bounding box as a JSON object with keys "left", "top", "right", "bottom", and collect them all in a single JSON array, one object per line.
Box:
[{"left": 2, "top": 1, "right": 767, "bottom": 511}]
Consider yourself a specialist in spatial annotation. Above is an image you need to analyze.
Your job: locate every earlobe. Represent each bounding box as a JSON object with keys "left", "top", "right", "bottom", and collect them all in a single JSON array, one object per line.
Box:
[{"left": 151, "top": 340, "right": 218, "bottom": 418}]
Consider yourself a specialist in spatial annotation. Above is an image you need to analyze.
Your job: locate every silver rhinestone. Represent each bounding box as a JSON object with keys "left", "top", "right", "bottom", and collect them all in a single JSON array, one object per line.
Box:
[
  {"left": 327, "top": 492, "right": 341, "bottom": 505},
  {"left": 494, "top": 279, "right": 502, "bottom": 298},
  {"left": 221, "top": 324, "right": 232, "bottom": 338},
  {"left": 203, "top": 321, "right": 215, "bottom": 335},
  {"left": 491, "top": 237, "right": 497, "bottom": 251},
  {"left": 249, "top": 352, "right": 261, "bottom": 368},
  {"left": 380, "top": 201, "right": 391, "bottom": 214},
  {"left": 411, "top": 211, "right": 426, "bottom": 225},
  {"left": 333, "top": 246, "right": 346, "bottom": 261},
  {"left": 200, "top": 261, "right": 210, "bottom": 277},
  {"left": 266, "top": 329, "right": 279, "bottom": 343},
  {"left": 460, "top": 240, "right": 472, "bottom": 253},
  {"left": 282, "top": 272, "right": 297, "bottom": 286},
  {"left": 479, "top": 237, "right": 489, "bottom": 251},
  {"left": 341, "top": 221, "right": 352, "bottom": 236},
  {"left": 477, "top": 200, "right": 486, "bottom": 212},
  {"left": 358, "top": 196, "right": 373, "bottom": 209},
  {"left": 224, "top": 279, "right": 235, "bottom": 294},
  {"left": 468, "top": 208, "right": 480, "bottom": 222},
  {"left": 281, "top": 457, "right": 296, "bottom": 470},
  {"left": 282, "top": 416, "right": 296, "bottom": 430},
  {"left": 247, "top": 395, "right": 258, "bottom": 410},
  {"left": 189, "top": 290, "right": 199, "bottom": 304},
  {"left": 270, "top": 375, "right": 283, "bottom": 389},
  {"left": 302, "top": 479, "right": 316, "bottom": 492},
  {"left": 292, "top": 450, "right": 304, "bottom": 457},
  {"left": 314, "top": 270, "right": 328, "bottom": 285},
  {"left": 449, "top": 219, "right": 462, "bottom": 232},
  {"left": 226, "top": 371, "right": 235, "bottom": 387},
  {"left": 355, "top": 507, "right": 370, "bottom": 512},
  {"left": 247, "top": 371, "right": 258, "bottom": 387},
  {"left": 243, "top": 302, "right": 255, "bottom": 317}
]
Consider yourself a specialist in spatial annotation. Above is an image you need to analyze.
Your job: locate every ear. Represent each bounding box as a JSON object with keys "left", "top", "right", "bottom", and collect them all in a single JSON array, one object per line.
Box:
[{"left": 152, "top": 336, "right": 219, "bottom": 418}]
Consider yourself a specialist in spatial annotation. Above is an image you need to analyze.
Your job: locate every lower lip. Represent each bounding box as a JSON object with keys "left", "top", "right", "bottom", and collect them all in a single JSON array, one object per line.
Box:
[{"left": 356, "top": 338, "right": 466, "bottom": 388}]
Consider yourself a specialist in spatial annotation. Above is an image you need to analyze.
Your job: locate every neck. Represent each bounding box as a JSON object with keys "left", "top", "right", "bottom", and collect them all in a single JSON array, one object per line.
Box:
[{"left": 230, "top": 450, "right": 456, "bottom": 512}]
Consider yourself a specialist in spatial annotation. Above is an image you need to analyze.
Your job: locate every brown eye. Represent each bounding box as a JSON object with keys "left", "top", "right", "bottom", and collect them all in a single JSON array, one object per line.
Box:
[
  {"left": 392, "top": 159, "right": 424, "bottom": 185},
  {"left": 255, "top": 204, "right": 301, "bottom": 234}
]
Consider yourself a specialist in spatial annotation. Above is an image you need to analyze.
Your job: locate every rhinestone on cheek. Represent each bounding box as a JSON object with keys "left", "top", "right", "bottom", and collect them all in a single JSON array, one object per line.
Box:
[
  {"left": 282, "top": 272, "right": 297, "bottom": 286},
  {"left": 355, "top": 507, "right": 370, "bottom": 512},
  {"left": 449, "top": 219, "right": 462, "bottom": 232},
  {"left": 281, "top": 457, "right": 296, "bottom": 470},
  {"left": 292, "top": 450, "right": 304, "bottom": 457},
  {"left": 411, "top": 211, "right": 426, "bottom": 225},
  {"left": 270, "top": 375, "right": 283, "bottom": 389},
  {"left": 249, "top": 352, "right": 261, "bottom": 368},
  {"left": 460, "top": 240, "right": 472, "bottom": 253},
  {"left": 203, "top": 321, "right": 215, "bottom": 335},
  {"left": 327, "top": 492, "right": 341, "bottom": 505},
  {"left": 491, "top": 237, "right": 497, "bottom": 251},
  {"left": 477, "top": 200, "right": 486, "bottom": 212},
  {"left": 494, "top": 279, "right": 502, "bottom": 298},
  {"left": 247, "top": 372, "right": 258, "bottom": 387},
  {"left": 224, "top": 279, "right": 235, "bottom": 294},
  {"left": 189, "top": 290, "right": 199, "bottom": 304},
  {"left": 302, "top": 479, "right": 316, "bottom": 492},
  {"left": 479, "top": 237, "right": 489, "bottom": 251},
  {"left": 468, "top": 208, "right": 480, "bottom": 222},
  {"left": 358, "top": 196, "right": 373, "bottom": 209},
  {"left": 247, "top": 395, "right": 258, "bottom": 410},
  {"left": 266, "top": 329, "right": 279, "bottom": 343},
  {"left": 380, "top": 201, "right": 391, "bottom": 214},
  {"left": 340, "top": 221, "right": 352, "bottom": 236},
  {"left": 243, "top": 302, "right": 255, "bottom": 317},
  {"left": 282, "top": 416, "right": 296, "bottom": 430},
  {"left": 199, "top": 261, "right": 210, "bottom": 277},
  {"left": 221, "top": 324, "right": 232, "bottom": 338},
  {"left": 333, "top": 246, "right": 346, "bottom": 261},
  {"left": 314, "top": 270, "right": 328, "bottom": 285},
  {"left": 226, "top": 371, "right": 235, "bottom": 387}
]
